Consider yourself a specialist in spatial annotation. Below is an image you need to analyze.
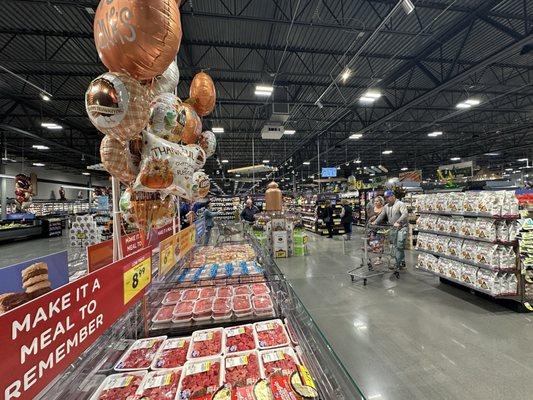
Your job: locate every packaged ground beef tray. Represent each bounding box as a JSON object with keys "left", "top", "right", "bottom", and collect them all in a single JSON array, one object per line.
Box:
[
  {"left": 232, "top": 294, "right": 253, "bottom": 317},
  {"left": 152, "top": 337, "right": 191, "bottom": 369},
  {"left": 134, "top": 368, "right": 181, "bottom": 400},
  {"left": 114, "top": 336, "right": 166, "bottom": 371},
  {"left": 91, "top": 371, "right": 146, "bottom": 400},
  {"left": 224, "top": 324, "right": 256, "bottom": 353},
  {"left": 188, "top": 327, "right": 224, "bottom": 359},
  {"left": 162, "top": 290, "right": 183, "bottom": 305},
  {"left": 178, "top": 357, "right": 223, "bottom": 399},
  {"left": 250, "top": 283, "right": 270, "bottom": 296},
  {"left": 259, "top": 346, "right": 299, "bottom": 378},
  {"left": 223, "top": 350, "right": 264, "bottom": 388},
  {"left": 152, "top": 305, "right": 175, "bottom": 323},
  {"left": 254, "top": 320, "right": 289, "bottom": 349}
]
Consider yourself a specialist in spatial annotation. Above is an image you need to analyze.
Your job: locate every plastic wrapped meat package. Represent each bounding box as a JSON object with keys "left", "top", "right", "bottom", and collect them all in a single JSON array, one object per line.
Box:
[
  {"left": 254, "top": 319, "right": 290, "bottom": 349},
  {"left": 181, "top": 288, "right": 200, "bottom": 301},
  {"left": 152, "top": 337, "right": 191, "bottom": 369},
  {"left": 234, "top": 285, "right": 251, "bottom": 296},
  {"left": 223, "top": 350, "right": 264, "bottom": 389},
  {"left": 260, "top": 346, "right": 299, "bottom": 379},
  {"left": 216, "top": 286, "right": 233, "bottom": 298},
  {"left": 172, "top": 300, "right": 194, "bottom": 323},
  {"left": 212, "top": 297, "right": 232, "bottom": 320},
  {"left": 178, "top": 357, "right": 222, "bottom": 399},
  {"left": 188, "top": 328, "right": 224, "bottom": 359},
  {"left": 91, "top": 371, "right": 146, "bottom": 400},
  {"left": 251, "top": 283, "right": 270, "bottom": 296},
  {"left": 162, "top": 290, "right": 182, "bottom": 305},
  {"left": 446, "top": 238, "right": 463, "bottom": 257},
  {"left": 135, "top": 368, "right": 181, "bottom": 400},
  {"left": 193, "top": 297, "right": 214, "bottom": 321},
  {"left": 153, "top": 305, "right": 175, "bottom": 323},
  {"left": 475, "top": 218, "right": 497, "bottom": 241},
  {"left": 224, "top": 324, "right": 256, "bottom": 353},
  {"left": 232, "top": 295, "right": 253, "bottom": 317},
  {"left": 114, "top": 337, "right": 166, "bottom": 371},
  {"left": 252, "top": 294, "right": 274, "bottom": 316},
  {"left": 199, "top": 287, "right": 216, "bottom": 299}
]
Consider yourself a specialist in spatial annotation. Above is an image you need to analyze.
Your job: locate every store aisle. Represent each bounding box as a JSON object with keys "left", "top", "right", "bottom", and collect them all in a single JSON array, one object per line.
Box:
[
  {"left": 276, "top": 232, "right": 533, "bottom": 400},
  {"left": 0, "top": 234, "right": 69, "bottom": 268}
]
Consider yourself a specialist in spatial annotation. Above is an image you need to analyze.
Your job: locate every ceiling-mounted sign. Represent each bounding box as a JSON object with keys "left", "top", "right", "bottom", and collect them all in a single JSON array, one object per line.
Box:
[
  {"left": 438, "top": 161, "right": 474, "bottom": 177},
  {"left": 399, "top": 170, "right": 422, "bottom": 182}
]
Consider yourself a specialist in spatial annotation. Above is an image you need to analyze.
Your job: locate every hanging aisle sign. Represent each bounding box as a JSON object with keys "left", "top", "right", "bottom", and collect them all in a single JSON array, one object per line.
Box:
[{"left": 0, "top": 247, "right": 152, "bottom": 400}]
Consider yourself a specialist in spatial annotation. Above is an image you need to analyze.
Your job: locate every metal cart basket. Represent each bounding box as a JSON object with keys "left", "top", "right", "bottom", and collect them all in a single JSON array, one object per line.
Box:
[
  {"left": 214, "top": 221, "right": 242, "bottom": 244},
  {"left": 348, "top": 224, "right": 400, "bottom": 285}
]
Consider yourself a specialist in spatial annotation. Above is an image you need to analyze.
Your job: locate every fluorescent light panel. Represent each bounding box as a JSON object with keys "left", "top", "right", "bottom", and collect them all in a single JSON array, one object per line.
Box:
[
  {"left": 364, "top": 90, "right": 381, "bottom": 98},
  {"left": 303, "top": 161, "right": 310, "bottom": 165},
  {"left": 32, "top": 144, "right": 50, "bottom": 150},
  {"left": 450, "top": 157, "right": 461, "bottom": 161},
  {"left": 284, "top": 129, "right": 295, "bottom": 135},
  {"left": 464, "top": 99, "right": 480, "bottom": 106},
  {"left": 428, "top": 131, "right": 443, "bottom": 137},
  {"left": 456, "top": 102, "right": 471, "bottom": 109},
  {"left": 221, "top": 159, "right": 229, "bottom": 163},
  {"left": 32, "top": 162, "right": 45, "bottom": 167},
  {"left": 382, "top": 150, "right": 393, "bottom": 155},
  {"left": 212, "top": 127, "right": 224, "bottom": 133},
  {"left": 350, "top": 133, "right": 362, "bottom": 139},
  {"left": 262, "top": 160, "right": 269, "bottom": 163},
  {"left": 401, "top": 167, "right": 408, "bottom": 171}
]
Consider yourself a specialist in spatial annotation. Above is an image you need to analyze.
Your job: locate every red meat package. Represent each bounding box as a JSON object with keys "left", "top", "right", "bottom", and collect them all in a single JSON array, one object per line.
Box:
[
  {"left": 162, "top": 290, "right": 183, "bottom": 305},
  {"left": 153, "top": 306, "right": 175, "bottom": 323},
  {"left": 199, "top": 287, "right": 216, "bottom": 298},
  {"left": 135, "top": 369, "right": 181, "bottom": 400},
  {"left": 193, "top": 297, "right": 214, "bottom": 321},
  {"left": 188, "top": 328, "right": 224, "bottom": 359},
  {"left": 251, "top": 283, "right": 270, "bottom": 296},
  {"left": 232, "top": 295, "right": 252, "bottom": 316},
  {"left": 93, "top": 371, "right": 146, "bottom": 400},
  {"left": 260, "top": 347, "right": 299, "bottom": 378},
  {"left": 115, "top": 337, "right": 166, "bottom": 371},
  {"left": 252, "top": 295, "right": 273, "bottom": 314},
  {"left": 173, "top": 300, "right": 195, "bottom": 320},
  {"left": 178, "top": 358, "right": 222, "bottom": 399},
  {"left": 152, "top": 337, "right": 191, "bottom": 369},
  {"left": 254, "top": 320, "right": 289, "bottom": 349},
  {"left": 224, "top": 324, "right": 256, "bottom": 353},
  {"left": 233, "top": 285, "right": 251, "bottom": 296},
  {"left": 216, "top": 286, "right": 233, "bottom": 298},
  {"left": 182, "top": 288, "right": 200, "bottom": 301},
  {"left": 224, "top": 351, "right": 263, "bottom": 388},
  {"left": 212, "top": 297, "right": 232, "bottom": 319}
]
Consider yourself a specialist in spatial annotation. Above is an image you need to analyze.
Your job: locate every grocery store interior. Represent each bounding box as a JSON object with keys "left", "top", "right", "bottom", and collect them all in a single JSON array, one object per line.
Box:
[{"left": 0, "top": 1, "right": 532, "bottom": 399}]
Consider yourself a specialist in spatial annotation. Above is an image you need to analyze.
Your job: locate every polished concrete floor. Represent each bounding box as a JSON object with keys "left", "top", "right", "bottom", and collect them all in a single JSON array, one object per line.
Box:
[
  {"left": 0, "top": 233, "right": 70, "bottom": 268},
  {"left": 276, "top": 232, "right": 533, "bottom": 400}
]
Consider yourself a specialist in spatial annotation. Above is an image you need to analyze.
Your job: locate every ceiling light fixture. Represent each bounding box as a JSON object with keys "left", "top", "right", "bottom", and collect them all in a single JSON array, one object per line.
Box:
[
  {"left": 221, "top": 159, "right": 229, "bottom": 163},
  {"left": 364, "top": 90, "right": 381, "bottom": 99},
  {"left": 255, "top": 85, "right": 273, "bottom": 97},
  {"left": 262, "top": 160, "right": 269, "bottom": 163},
  {"left": 401, "top": 0, "right": 415, "bottom": 14},
  {"left": 303, "top": 161, "right": 310, "bottom": 165},
  {"left": 341, "top": 68, "right": 351, "bottom": 82},
  {"left": 212, "top": 127, "right": 224, "bottom": 133},
  {"left": 82, "top": 172, "right": 91, "bottom": 176},
  {"left": 456, "top": 102, "right": 471, "bottom": 109},
  {"left": 401, "top": 167, "right": 408, "bottom": 171},
  {"left": 349, "top": 133, "right": 362, "bottom": 139},
  {"left": 382, "top": 150, "right": 393, "bottom": 155},
  {"left": 464, "top": 99, "right": 480, "bottom": 106},
  {"left": 284, "top": 129, "right": 295, "bottom": 135},
  {"left": 518, "top": 158, "right": 528, "bottom": 162},
  {"left": 450, "top": 157, "right": 461, "bottom": 161},
  {"left": 32, "top": 144, "right": 50, "bottom": 150},
  {"left": 428, "top": 131, "right": 443, "bottom": 137},
  {"left": 32, "top": 162, "right": 45, "bottom": 167},
  {"left": 355, "top": 159, "right": 362, "bottom": 164},
  {"left": 484, "top": 152, "right": 500, "bottom": 156},
  {"left": 40, "top": 93, "right": 51, "bottom": 101}
]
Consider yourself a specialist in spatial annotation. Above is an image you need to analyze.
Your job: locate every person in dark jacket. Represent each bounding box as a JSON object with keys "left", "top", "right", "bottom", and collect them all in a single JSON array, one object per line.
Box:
[
  {"left": 240, "top": 199, "right": 258, "bottom": 224},
  {"left": 323, "top": 200, "right": 334, "bottom": 238},
  {"left": 203, "top": 201, "right": 218, "bottom": 246},
  {"left": 340, "top": 199, "right": 354, "bottom": 240}
]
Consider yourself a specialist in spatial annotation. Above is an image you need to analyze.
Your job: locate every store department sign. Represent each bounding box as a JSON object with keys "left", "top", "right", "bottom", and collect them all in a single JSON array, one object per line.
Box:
[{"left": 0, "top": 247, "right": 152, "bottom": 400}]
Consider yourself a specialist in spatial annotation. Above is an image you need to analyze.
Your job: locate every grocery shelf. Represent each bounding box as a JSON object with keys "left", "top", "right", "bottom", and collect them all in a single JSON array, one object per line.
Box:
[
  {"left": 416, "top": 248, "right": 514, "bottom": 272},
  {"left": 418, "top": 211, "right": 519, "bottom": 220},
  {"left": 416, "top": 228, "right": 517, "bottom": 246}
]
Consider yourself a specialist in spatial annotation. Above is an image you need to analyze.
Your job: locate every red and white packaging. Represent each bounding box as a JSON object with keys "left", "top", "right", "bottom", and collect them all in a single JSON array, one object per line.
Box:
[
  {"left": 178, "top": 357, "right": 223, "bottom": 399},
  {"left": 181, "top": 288, "right": 200, "bottom": 301},
  {"left": 114, "top": 336, "right": 167, "bottom": 371},
  {"left": 152, "top": 305, "right": 175, "bottom": 323},
  {"left": 252, "top": 294, "right": 274, "bottom": 316},
  {"left": 162, "top": 290, "right": 183, "bottom": 305},
  {"left": 135, "top": 368, "right": 182, "bottom": 400},
  {"left": 232, "top": 294, "right": 253, "bottom": 317},
  {"left": 188, "top": 327, "right": 225, "bottom": 359},
  {"left": 250, "top": 283, "right": 270, "bottom": 296},
  {"left": 254, "top": 320, "right": 289, "bottom": 350},
  {"left": 224, "top": 324, "right": 256, "bottom": 353},
  {"left": 91, "top": 371, "right": 146, "bottom": 400},
  {"left": 233, "top": 285, "right": 251, "bottom": 296},
  {"left": 152, "top": 337, "right": 191, "bottom": 370},
  {"left": 212, "top": 297, "right": 232, "bottom": 320},
  {"left": 216, "top": 286, "right": 233, "bottom": 298},
  {"left": 259, "top": 346, "right": 299, "bottom": 378},
  {"left": 199, "top": 286, "right": 216, "bottom": 299},
  {"left": 223, "top": 350, "right": 264, "bottom": 389},
  {"left": 193, "top": 297, "right": 214, "bottom": 321}
]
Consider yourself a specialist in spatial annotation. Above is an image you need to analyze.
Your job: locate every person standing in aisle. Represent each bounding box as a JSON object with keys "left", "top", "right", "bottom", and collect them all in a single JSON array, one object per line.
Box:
[
  {"left": 368, "top": 196, "right": 385, "bottom": 224},
  {"left": 373, "top": 190, "right": 409, "bottom": 269},
  {"left": 203, "top": 200, "right": 218, "bottom": 246},
  {"left": 340, "top": 199, "right": 354, "bottom": 240},
  {"left": 240, "top": 198, "right": 259, "bottom": 226},
  {"left": 323, "top": 200, "right": 335, "bottom": 238}
]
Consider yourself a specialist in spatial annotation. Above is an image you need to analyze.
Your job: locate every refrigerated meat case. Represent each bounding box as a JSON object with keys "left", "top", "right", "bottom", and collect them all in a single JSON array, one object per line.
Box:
[{"left": 37, "top": 235, "right": 365, "bottom": 399}]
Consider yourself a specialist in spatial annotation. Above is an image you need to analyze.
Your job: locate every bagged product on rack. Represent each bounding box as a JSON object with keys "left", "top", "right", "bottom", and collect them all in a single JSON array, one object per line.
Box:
[
  {"left": 135, "top": 368, "right": 182, "bottom": 400},
  {"left": 475, "top": 270, "right": 494, "bottom": 292},
  {"left": 497, "top": 246, "right": 517, "bottom": 271},
  {"left": 92, "top": 371, "right": 146, "bottom": 400},
  {"left": 446, "top": 238, "right": 463, "bottom": 257},
  {"left": 447, "top": 192, "right": 464, "bottom": 212},
  {"left": 496, "top": 220, "right": 510, "bottom": 243},
  {"left": 416, "top": 254, "right": 428, "bottom": 270},
  {"left": 460, "top": 266, "right": 477, "bottom": 284},
  {"left": 502, "top": 191, "right": 519, "bottom": 217},
  {"left": 260, "top": 347, "right": 299, "bottom": 378},
  {"left": 436, "top": 216, "right": 452, "bottom": 232},
  {"left": 179, "top": 357, "right": 222, "bottom": 399},
  {"left": 115, "top": 337, "right": 167, "bottom": 371},
  {"left": 153, "top": 337, "right": 191, "bottom": 369},
  {"left": 475, "top": 218, "right": 497, "bottom": 241},
  {"left": 224, "top": 350, "right": 263, "bottom": 388},
  {"left": 476, "top": 192, "right": 495, "bottom": 215},
  {"left": 188, "top": 328, "right": 224, "bottom": 359},
  {"left": 254, "top": 319, "right": 290, "bottom": 349},
  {"left": 425, "top": 254, "right": 439, "bottom": 271},
  {"left": 425, "top": 215, "right": 439, "bottom": 231},
  {"left": 425, "top": 234, "right": 438, "bottom": 252},
  {"left": 449, "top": 216, "right": 463, "bottom": 234},
  {"left": 475, "top": 243, "right": 498, "bottom": 267},
  {"left": 508, "top": 220, "right": 519, "bottom": 242},
  {"left": 434, "top": 236, "right": 449, "bottom": 254},
  {"left": 225, "top": 324, "right": 257, "bottom": 353},
  {"left": 463, "top": 193, "right": 479, "bottom": 213},
  {"left": 460, "top": 219, "right": 476, "bottom": 237},
  {"left": 448, "top": 261, "right": 462, "bottom": 280},
  {"left": 435, "top": 194, "right": 447, "bottom": 212},
  {"left": 436, "top": 258, "right": 448, "bottom": 275}
]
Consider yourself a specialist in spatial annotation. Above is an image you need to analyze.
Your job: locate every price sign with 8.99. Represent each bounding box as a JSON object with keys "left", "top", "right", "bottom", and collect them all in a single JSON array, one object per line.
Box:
[{"left": 123, "top": 257, "right": 151, "bottom": 304}]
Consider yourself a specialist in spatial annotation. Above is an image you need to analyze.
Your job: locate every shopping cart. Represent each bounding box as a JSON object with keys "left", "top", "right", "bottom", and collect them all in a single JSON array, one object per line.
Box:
[
  {"left": 347, "top": 224, "right": 400, "bottom": 285},
  {"left": 214, "top": 221, "right": 242, "bottom": 245}
]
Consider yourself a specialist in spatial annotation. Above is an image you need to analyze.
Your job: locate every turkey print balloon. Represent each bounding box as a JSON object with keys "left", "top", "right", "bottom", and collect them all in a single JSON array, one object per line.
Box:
[
  {"left": 150, "top": 61, "right": 180, "bottom": 96},
  {"left": 175, "top": 102, "right": 201, "bottom": 145},
  {"left": 189, "top": 72, "right": 216, "bottom": 116},
  {"left": 148, "top": 93, "right": 179, "bottom": 140},
  {"left": 94, "top": 0, "right": 182, "bottom": 81},
  {"left": 85, "top": 72, "right": 150, "bottom": 142},
  {"left": 198, "top": 130, "right": 216, "bottom": 157}
]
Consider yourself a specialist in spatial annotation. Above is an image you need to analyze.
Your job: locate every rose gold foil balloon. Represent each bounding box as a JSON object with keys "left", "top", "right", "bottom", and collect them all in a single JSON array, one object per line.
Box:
[
  {"left": 198, "top": 130, "right": 216, "bottom": 158},
  {"left": 100, "top": 135, "right": 138, "bottom": 184},
  {"left": 94, "top": 0, "right": 182, "bottom": 81},
  {"left": 189, "top": 72, "right": 216, "bottom": 116},
  {"left": 179, "top": 103, "right": 201, "bottom": 145},
  {"left": 86, "top": 72, "right": 150, "bottom": 142}
]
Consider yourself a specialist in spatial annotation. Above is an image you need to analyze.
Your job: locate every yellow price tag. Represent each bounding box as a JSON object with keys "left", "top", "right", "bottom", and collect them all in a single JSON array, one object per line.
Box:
[
  {"left": 123, "top": 257, "right": 151, "bottom": 304},
  {"left": 297, "top": 364, "right": 317, "bottom": 390}
]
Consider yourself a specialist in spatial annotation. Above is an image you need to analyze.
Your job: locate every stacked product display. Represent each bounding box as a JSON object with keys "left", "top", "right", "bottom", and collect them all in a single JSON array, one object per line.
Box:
[
  {"left": 211, "top": 196, "right": 239, "bottom": 221},
  {"left": 516, "top": 190, "right": 533, "bottom": 307},
  {"left": 415, "top": 191, "right": 528, "bottom": 302},
  {"left": 300, "top": 194, "right": 345, "bottom": 236}
]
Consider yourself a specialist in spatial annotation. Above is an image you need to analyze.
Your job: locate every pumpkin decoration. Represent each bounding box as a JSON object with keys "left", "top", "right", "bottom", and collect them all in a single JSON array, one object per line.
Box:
[
  {"left": 198, "top": 130, "right": 216, "bottom": 158},
  {"left": 100, "top": 135, "right": 138, "bottom": 184},
  {"left": 138, "top": 157, "right": 174, "bottom": 189},
  {"left": 86, "top": 72, "right": 150, "bottom": 142},
  {"left": 189, "top": 71, "right": 216, "bottom": 116},
  {"left": 93, "top": 0, "right": 182, "bottom": 81},
  {"left": 177, "top": 102, "right": 201, "bottom": 145}
]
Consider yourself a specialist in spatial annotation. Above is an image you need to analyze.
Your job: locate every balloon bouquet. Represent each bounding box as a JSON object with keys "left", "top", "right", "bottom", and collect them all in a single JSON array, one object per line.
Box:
[
  {"left": 14, "top": 174, "right": 33, "bottom": 212},
  {"left": 86, "top": 0, "right": 217, "bottom": 243}
]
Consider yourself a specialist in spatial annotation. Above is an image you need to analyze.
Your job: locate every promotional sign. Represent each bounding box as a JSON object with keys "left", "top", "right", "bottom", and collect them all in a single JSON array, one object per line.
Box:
[
  {"left": 69, "top": 214, "right": 98, "bottom": 247},
  {"left": 159, "top": 233, "right": 178, "bottom": 276},
  {"left": 176, "top": 225, "right": 196, "bottom": 261},
  {"left": 195, "top": 217, "right": 206, "bottom": 243},
  {"left": 273, "top": 231, "right": 288, "bottom": 258},
  {"left": 321, "top": 167, "right": 337, "bottom": 178},
  {"left": 438, "top": 160, "right": 474, "bottom": 177},
  {"left": 399, "top": 170, "right": 422, "bottom": 182},
  {"left": 0, "top": 251, "right": 69, "bottom": 296},
  {"left": 0, "top": 247, "right": 152, "bottom": 400}
]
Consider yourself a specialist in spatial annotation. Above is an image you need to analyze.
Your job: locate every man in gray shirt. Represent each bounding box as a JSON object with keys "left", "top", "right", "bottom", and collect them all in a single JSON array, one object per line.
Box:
[{"left": 373, "top": 190, "right": 409, "bottom": 269}]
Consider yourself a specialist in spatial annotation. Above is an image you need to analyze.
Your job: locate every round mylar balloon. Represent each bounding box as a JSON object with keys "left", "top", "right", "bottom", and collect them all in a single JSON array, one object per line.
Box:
[
  {"left": 86, "top": 72, "right": 150, "bottom": 142},
  {"left": 147, "top": 93, "right": 179, "bottom": 139},
  {"left": 189, "top": 72, "right": 216, "bottom": 116},
  {"left": 151, "top": 61, "right": 180, "bottom": 96},
  {"left": 193, "top": 171, "right": 210, "bottom": 198},
  {"left": 93, "top": 0, "right": 182, "bottom": 81},
  {"left": 198, "top": 130, "right": 216, "bottom": 158},
  {"left": 186, "top": 144, "right": 206, "bottom": 170},
  {"left": 176, "top": 102, "right": 201, "bottom": 145},
  {"left": 100, "top": 135, "right": 138, "bottom": 184}
]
